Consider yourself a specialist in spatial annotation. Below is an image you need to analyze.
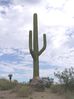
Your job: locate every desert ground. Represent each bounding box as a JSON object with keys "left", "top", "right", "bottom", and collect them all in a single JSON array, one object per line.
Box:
[{"left": 0, "top": 89, "right": 65, "bottom": 99}]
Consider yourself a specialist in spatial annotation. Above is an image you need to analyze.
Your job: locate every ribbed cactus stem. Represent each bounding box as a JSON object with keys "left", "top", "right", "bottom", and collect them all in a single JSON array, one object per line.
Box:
[
  {"left": 33, "top": 13, "right": 38, "bottom": 54},
  {"left": 29, "top": 13, "right": 47, "bottom": 79}
]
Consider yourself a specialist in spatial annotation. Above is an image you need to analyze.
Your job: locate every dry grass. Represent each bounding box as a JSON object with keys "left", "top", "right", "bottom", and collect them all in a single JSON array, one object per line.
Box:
[
  {"left": 0, "top": 78, "right": 73, "bottom": 99},
  {"left": 50, "top": 84, "right": 74, "bottom": 99},
  {"left": 17, "top": 85, "right": 32, "bottom": 97},
  {"left": 0, "top": 79, "right": 17, "bottom": 90}
]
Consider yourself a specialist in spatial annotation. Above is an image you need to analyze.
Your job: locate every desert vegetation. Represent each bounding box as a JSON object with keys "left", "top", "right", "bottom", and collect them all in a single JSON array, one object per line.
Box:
[
  {"left": 8, "top": 74, "right": 13, "bottom": 82},
  {"left": 0, "top": 78, "right": 17, "bottom": 90},
  {"left": 0, "top": 67, "right": 74, "bottom": 99},
  {"left": 50, "top": 67, "right": 74, "bottom": 99}
]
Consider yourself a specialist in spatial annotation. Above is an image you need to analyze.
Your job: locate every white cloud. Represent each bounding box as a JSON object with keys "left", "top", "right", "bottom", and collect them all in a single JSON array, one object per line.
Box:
[{"left": 46, "top": 0, "right": 67, "bottom": 8}]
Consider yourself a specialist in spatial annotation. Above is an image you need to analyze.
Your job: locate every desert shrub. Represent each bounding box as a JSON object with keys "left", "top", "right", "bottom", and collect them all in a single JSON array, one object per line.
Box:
[
  {"left": 13, "top": 80, "right": 18, "bottom": 84},
  {"left": 17, "top": 85, "right": 32, "bottom": 97},
  {"left": 54, "top": 67, "right": 74, "bottom": 91},
  {"left": 50, "top": 84, "right": 64, "bottom": 94},
  {"left": 64, "top": 91, "right": 74, "bottom": 99},
  {"left": 42, "top": 77, "right": 54, "bottom": 88},
  {"left": 8, "top": 74, "right": 13, "bottom": 82},
  {"left": 0, "top": 79, "right": 17, "bottom": 90}
]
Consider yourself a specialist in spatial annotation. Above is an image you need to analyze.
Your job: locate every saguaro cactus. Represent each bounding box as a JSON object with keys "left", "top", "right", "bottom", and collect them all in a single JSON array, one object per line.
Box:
[
  {"left": 8, "top": 74, "right": 12, "bottom": 82},
  {"left": 29, "top": 13, "right": 46, "bottom": 79}
]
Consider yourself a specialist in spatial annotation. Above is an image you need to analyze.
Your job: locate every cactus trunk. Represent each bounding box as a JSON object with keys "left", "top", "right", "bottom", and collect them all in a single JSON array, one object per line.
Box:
[
  {"left": 33, "top": 57, "right": 39, "bottom": 78},
  {"left": 29, "top": 13, "right": 46, "bottom": 79}
]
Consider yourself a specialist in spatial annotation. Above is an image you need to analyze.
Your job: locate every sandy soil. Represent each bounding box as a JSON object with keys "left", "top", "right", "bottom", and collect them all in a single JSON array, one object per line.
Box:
[{"left": 0, "top": 90, "right": 65, "bottom": 99}]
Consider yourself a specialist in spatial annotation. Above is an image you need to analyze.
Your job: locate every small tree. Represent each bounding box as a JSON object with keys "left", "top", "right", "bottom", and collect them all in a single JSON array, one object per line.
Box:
[
  {"left": 8, "top": 74, "right": 13, "bottom": 82},
  {"left": 54, "top": 67, "right": 74, "bottom": 91}
]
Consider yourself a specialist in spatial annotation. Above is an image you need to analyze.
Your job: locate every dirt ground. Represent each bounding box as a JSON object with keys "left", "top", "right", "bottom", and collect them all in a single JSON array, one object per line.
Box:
[{"left": 0, "top": 89, "right": 65, "bottom": 99}]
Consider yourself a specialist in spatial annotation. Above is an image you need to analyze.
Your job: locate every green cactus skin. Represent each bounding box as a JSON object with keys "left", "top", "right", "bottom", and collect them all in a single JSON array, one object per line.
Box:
[{"left": 29, "top": 13, "right": 46, "bottom": 79}]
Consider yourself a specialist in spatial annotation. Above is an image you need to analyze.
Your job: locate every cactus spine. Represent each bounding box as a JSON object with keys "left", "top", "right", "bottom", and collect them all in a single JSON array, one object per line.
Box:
[{"left": 29, "top": 13, "right": 46, "bottom": 79}]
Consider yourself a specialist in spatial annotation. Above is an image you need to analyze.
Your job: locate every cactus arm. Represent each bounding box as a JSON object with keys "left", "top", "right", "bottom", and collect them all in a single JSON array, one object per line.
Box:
[
  {"left": 38, "top": 34, "right": 46, "bottom": 56},
  {"left": 29, "top": 30, "right": 34, "bottom": 58}
]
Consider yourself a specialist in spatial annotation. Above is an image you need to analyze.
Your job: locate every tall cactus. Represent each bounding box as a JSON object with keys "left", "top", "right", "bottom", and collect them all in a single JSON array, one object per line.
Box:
[{"left": 29, "top": 13, "right": 46, "bottom": 79}]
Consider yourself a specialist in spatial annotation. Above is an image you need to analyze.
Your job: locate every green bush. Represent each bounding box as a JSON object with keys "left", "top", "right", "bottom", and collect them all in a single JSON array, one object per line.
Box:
[
  {"left": 54, "top": 67, "right": 74, "bottom": 91},
  {"left": 0, "top": 79, "right": 17, "bottom": 90}
]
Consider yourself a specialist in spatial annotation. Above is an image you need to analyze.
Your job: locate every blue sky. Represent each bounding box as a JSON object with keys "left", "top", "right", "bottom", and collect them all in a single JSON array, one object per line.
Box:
[{"left": 0, "top": 0, "right": 74, "bottom": 82}]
